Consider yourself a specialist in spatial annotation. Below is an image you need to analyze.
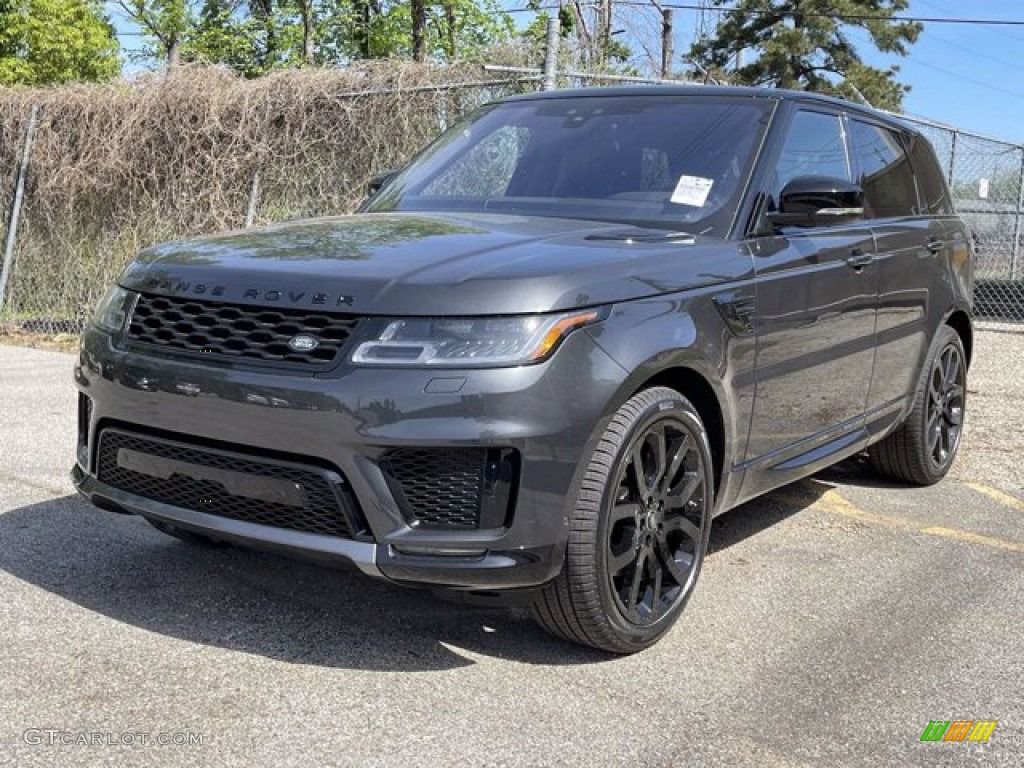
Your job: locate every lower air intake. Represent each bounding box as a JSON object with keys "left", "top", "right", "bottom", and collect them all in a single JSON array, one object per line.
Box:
[
  {"left": 380, "top": 447, "right": 519, "bottom": 530},
  {"left": 97, "top": 429, "right": 364, "bottom": 539}
]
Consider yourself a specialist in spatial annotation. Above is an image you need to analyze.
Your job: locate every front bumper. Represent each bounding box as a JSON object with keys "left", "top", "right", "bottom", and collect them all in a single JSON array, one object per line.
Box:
[{"left": 72, "top": 323, "right": 627, "bottom": 590}]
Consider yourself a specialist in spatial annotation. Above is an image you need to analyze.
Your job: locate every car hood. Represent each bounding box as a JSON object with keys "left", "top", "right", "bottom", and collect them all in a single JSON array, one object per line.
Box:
[{"left": 120, "top": 212, "right": 746, "bottom": 315}]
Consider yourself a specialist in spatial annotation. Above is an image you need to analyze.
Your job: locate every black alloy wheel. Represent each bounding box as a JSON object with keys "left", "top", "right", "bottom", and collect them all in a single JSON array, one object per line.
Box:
[
  {"left": 606, "top": 417, "right": 706, "bottom": 625},
  {"left": 532, "top": 387, "right": 714, "bottom": 654},
  {"left": 925, "top": 342, "right": 965, "bottom": 470}
]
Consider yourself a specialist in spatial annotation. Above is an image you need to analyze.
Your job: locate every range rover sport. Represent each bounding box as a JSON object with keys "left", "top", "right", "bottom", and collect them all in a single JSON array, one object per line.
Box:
[{"left": 73, "top": 87, "right": 974, "bottom": 653}]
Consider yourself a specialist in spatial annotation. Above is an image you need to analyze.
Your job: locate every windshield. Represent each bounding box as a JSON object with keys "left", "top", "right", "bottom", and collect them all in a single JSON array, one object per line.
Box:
[{"left": 366, "top": 94, "right": 774, "bottom": 235}]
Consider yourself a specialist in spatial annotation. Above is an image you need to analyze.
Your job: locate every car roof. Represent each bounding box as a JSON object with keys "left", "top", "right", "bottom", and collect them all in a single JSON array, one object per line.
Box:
[{"left": 499, "top": 84, "right": 917, "bottom": 136}]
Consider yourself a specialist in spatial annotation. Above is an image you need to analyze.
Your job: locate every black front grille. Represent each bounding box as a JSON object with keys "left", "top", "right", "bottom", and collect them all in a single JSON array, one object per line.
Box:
[
  {"left": 381, "top": 448, "right": 519, "bottom": 530},
  {"left": 97, "top": 429, "right": 363, "bottom": 538},
  {"left": 126, "top": 292, "right": 360, "bottom": 368}
]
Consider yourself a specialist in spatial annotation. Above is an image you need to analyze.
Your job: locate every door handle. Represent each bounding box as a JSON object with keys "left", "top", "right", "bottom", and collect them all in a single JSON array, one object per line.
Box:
[
  {"left": 926, "top": 237, "right": 945, "bottom": 254},
  {"left": 845, "top": 250, "right": 874, "bottom": 270}
]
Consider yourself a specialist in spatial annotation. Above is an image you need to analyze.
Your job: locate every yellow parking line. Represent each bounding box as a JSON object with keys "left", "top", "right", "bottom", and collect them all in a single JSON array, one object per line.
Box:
[
  {"left": 919, "top": 525, "right": 1024, "bottom": 554},
  {"left": 769, "top": 485, "right": 1024, "bottom": 555},
  {"left": 964, "top": 482, "right": 1024, "bottom": 514}
]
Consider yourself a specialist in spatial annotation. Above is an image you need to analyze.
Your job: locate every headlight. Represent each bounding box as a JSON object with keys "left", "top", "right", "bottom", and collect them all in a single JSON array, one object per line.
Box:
[
  {"left": 351, "top": 309, "right": 606, "bottom": 367},
  {"left": 91, "top": 285, "right": 136, "bottom": 334}
]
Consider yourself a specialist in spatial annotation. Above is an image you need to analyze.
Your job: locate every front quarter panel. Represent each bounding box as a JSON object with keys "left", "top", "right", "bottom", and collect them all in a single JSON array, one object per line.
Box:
[{"left": 586, "top": 287, "right": 757, "bottom": 514}]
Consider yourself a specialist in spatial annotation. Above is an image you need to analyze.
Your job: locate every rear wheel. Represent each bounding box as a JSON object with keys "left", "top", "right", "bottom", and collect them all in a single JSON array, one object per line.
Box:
[
  {"left": 870, "top": 325, "right": 966, "bottom": 485},
  {"left": 532, "top": 387, "right": 713, "bottom": 654}
]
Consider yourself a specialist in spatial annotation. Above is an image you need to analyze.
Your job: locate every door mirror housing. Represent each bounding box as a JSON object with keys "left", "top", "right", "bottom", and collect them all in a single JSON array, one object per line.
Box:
[
  {"left": 767, "top": 176, "right": 865, "bottom": 228},
  {"left": 367, "top": 169, "right": 398, "bottom": 197}
]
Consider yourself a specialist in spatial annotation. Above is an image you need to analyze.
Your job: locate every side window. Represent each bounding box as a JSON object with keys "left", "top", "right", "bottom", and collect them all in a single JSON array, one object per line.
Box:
[
  {"left": 906, "top": 134, "right": 953, "bottom": 215},
  {"left": 422, "top": 125, "right": 530, "bottom": 197},
  {"left": 770, "top": 110, "right": 850, "bottom": 207},
  {"left": 848, "top": 120, "right": 918, "bottom": 218}
]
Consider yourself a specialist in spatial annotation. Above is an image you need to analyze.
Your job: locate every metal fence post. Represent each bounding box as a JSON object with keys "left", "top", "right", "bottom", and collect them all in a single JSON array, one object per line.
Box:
[
  {"left": 245, "top": 160, "right": 263, "bottom": 229},
  {"left": 947, "top": 129, "right": 958, "bottom": 188},
  {"left": 542, "top": 16, "right": 559, "bottom": 91},
  {"left": 0, "top": 104, "right": 40, "bottom": 317},
  {"left": 1011, "top": 150, "right": 1024, "bottom": 281}
]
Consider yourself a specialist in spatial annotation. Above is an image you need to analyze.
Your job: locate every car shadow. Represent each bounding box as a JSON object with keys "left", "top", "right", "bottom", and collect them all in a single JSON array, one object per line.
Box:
[
  {"left": 709, "top": 480, "right": 825, "bottom": 553},
  {"left": 2, "top": 462, "right": 879, "bottom": 670},
  {"left": 0, "top": 495, "right": 614, "bottom": 670},
  {"left": 810, "top": 453, "right": 912, "bottom": 490}
]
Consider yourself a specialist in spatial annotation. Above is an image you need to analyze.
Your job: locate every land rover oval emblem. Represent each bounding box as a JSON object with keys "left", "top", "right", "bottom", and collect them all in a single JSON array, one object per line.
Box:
[{"left": 288, "top": 334, "right": 319, "bottom": 352}]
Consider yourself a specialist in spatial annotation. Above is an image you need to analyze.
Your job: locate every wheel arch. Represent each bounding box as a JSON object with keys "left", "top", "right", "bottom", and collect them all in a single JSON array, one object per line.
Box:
[
  {"left": 945, "top": 309, "right": 973, "bottom": 368},
  {"left": 629, "top": 366, "right": 726, "bottom": 497}
]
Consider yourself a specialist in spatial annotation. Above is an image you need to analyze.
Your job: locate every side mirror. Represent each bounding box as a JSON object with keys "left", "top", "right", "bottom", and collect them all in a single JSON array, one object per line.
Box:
[
  {"left": 367, "top": 169, "right": 398, "bottom": 197},
  {"left": 767, "top": 176, "right": 864, "bottom": 228}
]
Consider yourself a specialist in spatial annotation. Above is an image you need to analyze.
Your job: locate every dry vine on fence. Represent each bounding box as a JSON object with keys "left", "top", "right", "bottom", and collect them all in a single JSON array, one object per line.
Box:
[{"left": 0, "top": 62, "right": 536, "bottom": 332}]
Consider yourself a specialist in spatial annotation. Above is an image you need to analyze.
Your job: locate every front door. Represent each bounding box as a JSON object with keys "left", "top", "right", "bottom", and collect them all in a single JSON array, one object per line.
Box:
[{"left": 740, "top": 108, "right": 878, "bottom": 493}]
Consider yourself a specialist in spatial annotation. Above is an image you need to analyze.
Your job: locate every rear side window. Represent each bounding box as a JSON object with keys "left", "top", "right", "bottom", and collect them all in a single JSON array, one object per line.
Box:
[
  {"left": 906, "top": 134, "right": 953, "bottom": 214},
  {"left": 848, "top": 120, "right": 918, "bottom": 218}
]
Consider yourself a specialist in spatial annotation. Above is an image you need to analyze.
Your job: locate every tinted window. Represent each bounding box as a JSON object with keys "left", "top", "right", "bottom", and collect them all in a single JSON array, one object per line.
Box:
[
  {"left": 849, "top": 120, "right": 917, "bottom": 218},
  {"left": 770, "top": 110, "right": 850, "bottom": 206},
  {"left": 367, "top": 96, "right": 773, "bottom": 235},
  {"left": 906, "top": 134, "right": 953, "bottom": 215}
]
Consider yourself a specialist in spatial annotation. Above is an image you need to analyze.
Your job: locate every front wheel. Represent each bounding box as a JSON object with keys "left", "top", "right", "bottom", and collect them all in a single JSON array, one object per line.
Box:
[{"left": 532, "top": 387, "right": 714, "bottom": 654}]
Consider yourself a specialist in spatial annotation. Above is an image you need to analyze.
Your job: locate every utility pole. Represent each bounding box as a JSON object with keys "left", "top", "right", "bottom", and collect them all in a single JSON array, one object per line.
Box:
[
  {"left": 661, "top": 8, "right": 674, "bottom": 79},
  {"left": 597, "top": 0, "right": 612, "bottom": 68},
  {"left": 543, "top": 15, "right": 560, "bottom": 90}
]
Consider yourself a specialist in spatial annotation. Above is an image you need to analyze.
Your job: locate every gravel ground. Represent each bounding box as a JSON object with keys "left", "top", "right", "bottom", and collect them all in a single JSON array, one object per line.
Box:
[
  {"left": 950, "top": 328, "right": 1024, "bottom": 496},
  {"left": 0, "top": 333, "right": 1021, "bottom": 768}
]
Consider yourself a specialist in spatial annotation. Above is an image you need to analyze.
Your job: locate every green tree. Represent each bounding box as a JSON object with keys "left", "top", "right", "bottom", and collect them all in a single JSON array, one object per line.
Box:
[
  {"left": 0, "top": 0, "right": 119, "bottom": 85},
  {"left": 361, "top": 0, "right": 513, "bottom": 62},
  {"left": 119, "top": 0, "right": 191, "bottom": 67},
  {"left": 690, "top": 0, "right": 921, "bottom": 109},
  {"left": 128, "top": 0, "right": 513, "bottom": 74}
]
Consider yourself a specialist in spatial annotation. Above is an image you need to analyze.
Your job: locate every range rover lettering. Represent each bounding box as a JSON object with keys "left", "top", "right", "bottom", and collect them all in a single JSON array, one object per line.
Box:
[{"left": 73, "top": 87, "right": 974, "bottom": 653}]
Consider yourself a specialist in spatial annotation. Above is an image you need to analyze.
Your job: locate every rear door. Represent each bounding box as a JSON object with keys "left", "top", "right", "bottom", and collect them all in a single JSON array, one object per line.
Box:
[
  {"left": 847, "top": 121, "right": 958, "bottom": 436},
  {"left": 739, "top": 106, "right": 878, "bottom": 492}
]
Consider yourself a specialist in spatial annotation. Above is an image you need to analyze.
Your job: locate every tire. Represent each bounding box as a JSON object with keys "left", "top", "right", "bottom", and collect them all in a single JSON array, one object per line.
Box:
[
  {"left": 532, "top": 387, "right": 714, "bottom": 654},
  {"left": 869, "top": 325, "right": 966, "bottom": 486},
  {"left": 145, "top": 518, "right": 228, "bottom": 548}
]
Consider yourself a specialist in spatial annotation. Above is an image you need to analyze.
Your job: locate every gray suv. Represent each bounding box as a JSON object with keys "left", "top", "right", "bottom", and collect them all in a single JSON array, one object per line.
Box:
[{"left": 73, "top": 87, "right": 974, "bottom": 653}]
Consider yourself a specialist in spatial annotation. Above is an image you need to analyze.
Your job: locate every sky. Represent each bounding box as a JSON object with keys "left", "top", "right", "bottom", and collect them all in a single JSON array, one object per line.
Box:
[
  {"left": 505, "top": 0, "right": 1024, "bottom": 146},
  {"left": 817, "top": 0, "right": 1024, "bottom": 143},
  {"left": 107, "top": 0, "right": 1024, "bottom": 145},
  {"left": 589, "top": 0, "right": 1024, "bottom": 145}
]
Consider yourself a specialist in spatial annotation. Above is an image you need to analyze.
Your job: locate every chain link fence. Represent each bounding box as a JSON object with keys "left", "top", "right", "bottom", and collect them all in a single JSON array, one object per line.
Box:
[
  {"left": 896, "top": 115, "right": 1024, "bottom": 329},
  {"left": 0, "top": 61, "right": 1021, "bottom": 336},
  {"left": 0, "top": 64, "right": 538, "bottom": 337}
]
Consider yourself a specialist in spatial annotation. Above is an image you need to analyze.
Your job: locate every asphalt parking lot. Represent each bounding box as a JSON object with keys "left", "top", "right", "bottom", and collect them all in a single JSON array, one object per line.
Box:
[{"left": 1, "top": 333, "right": 1021, "bottom": 767}]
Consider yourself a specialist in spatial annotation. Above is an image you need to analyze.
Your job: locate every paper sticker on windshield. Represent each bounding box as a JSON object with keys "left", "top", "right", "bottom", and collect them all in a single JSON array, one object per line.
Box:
[{"left": 670, "top": 175, "right": 714, "bottom": 207}]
